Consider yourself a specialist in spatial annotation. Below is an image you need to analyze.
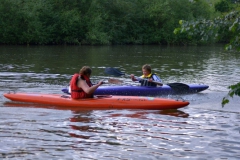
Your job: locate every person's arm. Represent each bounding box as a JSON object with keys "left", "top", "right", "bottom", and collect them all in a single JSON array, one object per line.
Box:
[
  {"left": 130, "top": 74, "right": 141, "bottom": 81},
  {"left": 151, "top": 75, "right": 162, "bottom": 82},
  {"left": 147, "top": 75, "right": 163, "bottom": 86},
  {"left": 78, "top": 79, "right": 103, "bottom": 94}
]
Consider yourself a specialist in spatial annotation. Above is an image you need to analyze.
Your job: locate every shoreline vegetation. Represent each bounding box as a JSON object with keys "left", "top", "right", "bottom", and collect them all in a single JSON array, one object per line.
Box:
[{"left": 0, "top": 0, "right": 225, "bottom": 46}]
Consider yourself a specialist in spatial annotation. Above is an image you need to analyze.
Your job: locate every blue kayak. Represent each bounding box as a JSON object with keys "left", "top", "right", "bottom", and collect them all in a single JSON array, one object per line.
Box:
[{"left": 62, "top": 83, "right": 209, "bottom": 96}]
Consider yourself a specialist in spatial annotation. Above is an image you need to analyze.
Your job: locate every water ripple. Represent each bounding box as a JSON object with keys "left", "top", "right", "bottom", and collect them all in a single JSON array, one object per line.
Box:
[{"left": 0, "top": 45, "right": 240, "bottom": 159}]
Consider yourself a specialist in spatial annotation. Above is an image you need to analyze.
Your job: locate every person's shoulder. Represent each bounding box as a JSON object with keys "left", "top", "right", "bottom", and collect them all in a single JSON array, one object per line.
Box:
[
  {"left": 152, "top": 74, "right": 161, "bottom": 80},
  {"left": 152, "top": 73, "right": 159, "bottom": 77},
  {"left": 79, "top": 76, "right": 85, "bottom": 80}
]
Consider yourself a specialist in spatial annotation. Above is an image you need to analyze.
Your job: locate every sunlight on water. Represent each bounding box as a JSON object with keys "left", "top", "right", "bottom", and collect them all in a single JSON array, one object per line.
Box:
[
  {"left": 0, "top": 45, "right": 239, "bottom": 159},
  {"left": 0, "top": 108, "right": 239, "bottom": 159}
]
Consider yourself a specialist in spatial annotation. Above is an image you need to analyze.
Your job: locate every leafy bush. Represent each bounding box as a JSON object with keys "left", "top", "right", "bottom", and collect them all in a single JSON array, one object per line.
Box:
[
  {"left": 222, "top": 83, "right": 240, "bottom": 107},
  {"left": 215, "top": 0, "right": 230, "bottom": 13}
]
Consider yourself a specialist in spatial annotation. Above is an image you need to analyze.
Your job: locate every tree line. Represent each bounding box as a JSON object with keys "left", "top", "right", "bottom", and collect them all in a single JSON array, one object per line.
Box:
[{"left": 1, "top": 0, "right": 215, "bottom": 45}]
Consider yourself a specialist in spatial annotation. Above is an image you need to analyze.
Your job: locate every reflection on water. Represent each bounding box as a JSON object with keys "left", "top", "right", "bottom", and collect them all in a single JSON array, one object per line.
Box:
[
  {"left": 0, "top": 106, "right": 239, "bottom": 159},
  {"left": 0, "top": 45, "right": 240, "bottom": 159},
  {"left": 3, "top": 101, "right": 189, "bottom": 118}
]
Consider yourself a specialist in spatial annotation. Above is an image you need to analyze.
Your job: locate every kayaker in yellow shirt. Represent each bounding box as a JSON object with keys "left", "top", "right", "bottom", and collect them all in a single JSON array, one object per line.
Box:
[{"left": 130, "top": 64, "right": 163, "bottom": 87}]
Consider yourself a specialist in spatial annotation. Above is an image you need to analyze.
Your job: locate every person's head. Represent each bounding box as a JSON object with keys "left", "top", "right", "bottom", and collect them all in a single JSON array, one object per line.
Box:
[
  {"left": 142, "top": 64, "right": 152, "bottom": 76},
  {"left": 79, "top": 66, "right": 92, "bottom": 77}
]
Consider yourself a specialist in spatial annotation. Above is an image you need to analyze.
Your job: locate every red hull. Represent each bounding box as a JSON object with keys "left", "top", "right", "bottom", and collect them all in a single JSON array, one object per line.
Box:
[{"left": 4, "top": 93, "right": 189, "bottom": 110}]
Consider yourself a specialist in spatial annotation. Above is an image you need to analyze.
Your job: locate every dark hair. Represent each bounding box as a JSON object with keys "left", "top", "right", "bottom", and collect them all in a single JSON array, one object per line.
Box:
[{"left": 79, "top": 66, "right": 92, "bottom": 76}]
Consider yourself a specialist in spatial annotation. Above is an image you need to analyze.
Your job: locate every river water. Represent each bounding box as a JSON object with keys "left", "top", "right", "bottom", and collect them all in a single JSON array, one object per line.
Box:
[{"left": 0, "top": 45, "right": 239, "bottom": 159}]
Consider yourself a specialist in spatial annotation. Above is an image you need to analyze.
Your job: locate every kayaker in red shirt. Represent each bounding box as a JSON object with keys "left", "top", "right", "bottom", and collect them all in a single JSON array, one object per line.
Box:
[
  {"left": 70, "top": 66, "right": 104, "bottom": 99},
  {"left": 130, "top": 64, "right": 163, "bottom": 87}
]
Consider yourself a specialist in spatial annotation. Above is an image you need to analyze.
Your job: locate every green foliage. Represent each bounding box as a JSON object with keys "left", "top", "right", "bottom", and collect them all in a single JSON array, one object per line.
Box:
[
  {"left": 215, "top": 0, "right": 230, "bottom": 13},
  {"left": 222, "top": 82, "right": 240, "bottom": 107},
  {"left": 225, "top": 11, "right": 240, "bottom": 50},
  {"left": 0, "top": 0, "right": 26, "bottom": 44},
  {"left": 0, "top": 0, "right": 215, "bottom": 45},
  {"left": 174, "top": 10, "right": 240, "bottom": 48}
]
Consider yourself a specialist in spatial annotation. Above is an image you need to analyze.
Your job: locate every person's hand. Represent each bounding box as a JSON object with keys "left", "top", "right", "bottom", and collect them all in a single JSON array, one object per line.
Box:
[
  {"left": 148, "top": 78, "right": 153, "bottom": 82},
  {"left": 130, "top": 74, "right": 135, "bottom": 80},
  {"left": 97, "top": 80, "right": 104, "bottom": 86}
]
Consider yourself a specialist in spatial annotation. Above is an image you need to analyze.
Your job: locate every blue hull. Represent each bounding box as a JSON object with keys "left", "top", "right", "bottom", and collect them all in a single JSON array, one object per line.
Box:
[{"left": 62, "top": 84, "right": 209, "bottom": 96}]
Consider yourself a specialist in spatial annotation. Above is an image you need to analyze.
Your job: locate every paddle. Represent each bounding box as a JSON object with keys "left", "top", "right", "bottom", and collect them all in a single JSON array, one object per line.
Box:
[
  {"left": 108, "top": 78, "right": 123, "bottom": 84},
  {"left": 105, "top": 67, "right": 163, "bottom": 85},
  {"left": 104, "top": 67, "right": 190, "bottom": 93}
]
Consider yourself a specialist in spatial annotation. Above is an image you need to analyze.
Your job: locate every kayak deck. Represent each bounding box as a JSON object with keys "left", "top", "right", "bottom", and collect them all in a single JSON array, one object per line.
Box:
[
  {"left": 95, "top": 84, "right": 209, "bottom": 96},
  {"left": 3, "top": 93, "right": 189, "bottom": 110},
  {"left": 62, "top": 84, "right": 209, "bottom": 96}
]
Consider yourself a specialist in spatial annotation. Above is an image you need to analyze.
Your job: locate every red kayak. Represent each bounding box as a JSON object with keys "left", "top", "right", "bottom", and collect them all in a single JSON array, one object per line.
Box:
[{"left": 3, "top": 93, "right": 189, "bottom": 110}]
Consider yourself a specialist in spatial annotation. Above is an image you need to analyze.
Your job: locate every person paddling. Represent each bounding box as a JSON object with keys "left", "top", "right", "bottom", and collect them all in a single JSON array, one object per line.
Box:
[
  {"left": 70, "top": 66, "right": 104, "bottom": 99},
  {"left": 130, "top": 64, "right": 162, "bottom": 87}
]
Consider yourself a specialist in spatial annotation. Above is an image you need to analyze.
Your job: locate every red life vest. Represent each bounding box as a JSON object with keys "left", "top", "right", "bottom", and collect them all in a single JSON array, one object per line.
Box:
[{"left": 70, "top": 74, "right": 93, "bottom": 99}]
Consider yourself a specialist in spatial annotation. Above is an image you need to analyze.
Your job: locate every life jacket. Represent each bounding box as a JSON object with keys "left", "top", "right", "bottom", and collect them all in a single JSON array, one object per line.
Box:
[
  {"left": 70, "top": 74, "right": 93, "bottom": 99},
  {"left": 140, "top": 73, "right": 157, "bottom": 87}
]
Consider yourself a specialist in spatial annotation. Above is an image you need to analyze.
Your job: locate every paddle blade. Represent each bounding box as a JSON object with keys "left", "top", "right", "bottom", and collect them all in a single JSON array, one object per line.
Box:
[
  {"left": 108, "top": 78, "right": 123, "bottom": 84},
  {"left": 105, "top": 67, "right": 125, "bottom": 77},
  {"left": 167, "top": 83, "right": 190, "bottom": 93},
  {"left": 62, "top": 88, "right": 70, "bottom": 94}
]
